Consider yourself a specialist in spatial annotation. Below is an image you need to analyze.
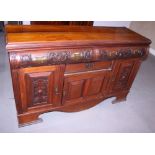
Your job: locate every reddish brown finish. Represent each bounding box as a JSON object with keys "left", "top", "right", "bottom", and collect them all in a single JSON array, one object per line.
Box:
[
  {"left": 63, "top": 70, "right": 110, "bottom": 106},
  {"left": 30, "top": 21, "right": 93, "bottom": 26},
  {"left": 18, "top": 65, "right": 65, "bottom": 112},
  {"left": 65, "top": 61, "right": 112, "bottom": 73},
  {"left": 5, "top": 25, "right": 151, "bottom": 50},
  {"left": 31, "top": 21, "right": 70, "bottom": 25},
  {"left": 5, "top": 25, "right": 151, "bottom": 126}
]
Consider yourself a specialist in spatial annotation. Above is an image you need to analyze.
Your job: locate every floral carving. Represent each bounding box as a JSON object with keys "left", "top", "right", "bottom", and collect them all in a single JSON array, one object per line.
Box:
[
  {"left": 20, "top": 54, "right": 32, "bottom": 67},
  {"left": 114, "top": 64, "right": 133, "bottom": 90},
  {"left": 31, "top": 77, "right": 48, "bottom": 105},
  {"left": 48, "top": 51, "right": 71, "bottom": 64},
  {"left": 83, "top": 50, "right": 93, "bottom": 60},
  {"left": 9, "top": 48, "right": 146, "bottom": 69},
  {"left": 99, "top": 48, "right": 144, "bottom": 60}
]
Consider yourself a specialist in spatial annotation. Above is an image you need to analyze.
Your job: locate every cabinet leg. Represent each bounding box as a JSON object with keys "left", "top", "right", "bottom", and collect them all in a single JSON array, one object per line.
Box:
[
  {"left": 18, "top": 113, "right": 43, "bottom": 127},
  {"left": 112, "top": 91, "right": 128, "bottom": 104}
]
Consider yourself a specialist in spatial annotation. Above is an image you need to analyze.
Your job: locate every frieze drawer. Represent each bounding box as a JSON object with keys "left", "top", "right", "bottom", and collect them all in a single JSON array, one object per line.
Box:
[
  {"left": 9, "top": 47, "right": 147, "bottom": 69},
  {"left": 65, "top": 61, "right": 112, "bottom": 74}
]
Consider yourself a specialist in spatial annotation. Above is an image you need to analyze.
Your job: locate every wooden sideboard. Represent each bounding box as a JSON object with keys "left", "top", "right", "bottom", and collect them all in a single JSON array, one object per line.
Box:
[{"left": 5, "top": 25, "right": 151, "bottom": 127}]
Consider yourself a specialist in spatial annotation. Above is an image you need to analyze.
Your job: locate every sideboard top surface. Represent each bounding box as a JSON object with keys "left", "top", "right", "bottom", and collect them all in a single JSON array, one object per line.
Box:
[{"left": 5, "top": 25, "right": 151, "bottom": 51}]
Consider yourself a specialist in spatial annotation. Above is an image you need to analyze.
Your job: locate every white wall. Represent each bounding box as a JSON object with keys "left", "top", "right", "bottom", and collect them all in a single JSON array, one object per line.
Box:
[
  {"left": 130, "top": 21, "right": 155, "bottom": 56},
  {"left": 93, "top": 21, "right": 131, "bottom": 27},
  {"left": 22, "top": 21, "right": 31, "bottom": 25}
]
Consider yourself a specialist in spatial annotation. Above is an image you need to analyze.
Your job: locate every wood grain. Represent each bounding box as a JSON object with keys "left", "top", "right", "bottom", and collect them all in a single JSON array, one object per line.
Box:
[{"left": 5, "top": 25, "right": 151, "bottom": 50}]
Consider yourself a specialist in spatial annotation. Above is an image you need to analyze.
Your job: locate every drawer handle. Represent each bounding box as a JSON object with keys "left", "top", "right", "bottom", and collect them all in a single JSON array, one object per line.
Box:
[
  {"left": 85, "top": 63, "right": 94, "bottom": 69},
  {"left": 32, "top": 56, "right": 47, "bottom": 63},
  {"left": 71, "top": 52, "right": 82, "bottom": 61}
]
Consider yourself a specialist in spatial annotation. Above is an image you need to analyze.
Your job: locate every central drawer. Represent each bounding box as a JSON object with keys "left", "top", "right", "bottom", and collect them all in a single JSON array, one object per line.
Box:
[{"left": 65, "top": 61, "right": 112, "bottom": 74}]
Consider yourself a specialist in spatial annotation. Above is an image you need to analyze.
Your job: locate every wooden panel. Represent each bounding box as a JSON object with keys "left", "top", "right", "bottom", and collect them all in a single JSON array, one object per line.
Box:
[
  {"left": 111, "top": 59, "right": 141, "bottom": 92},
  {"left": 31, "top": 21, "right": 69, "bottom": 25},
  {"left": 5, "top": 25, "right": 97, "bottom": 33},
  {"left": 5, "top": 25, "right": 151, "bottom": 49},
  {"left": 84, "top": 77, "right": 104, "bottom": 96},
  {"left": 67, "top": 80, "right": 84, "bottom": 100},
  {"left": 65, "top": 61, "right": 112, "bottom": 73},
  {"left": 31, "top": 21, "right": 93, "bottom": 26},
  {"left": 69, "top": 21, "right": 93, "bottom": 26},
  {"left": 25, "top": 71, "right": 52, "bottom": 107},
  {"left": 18, "top": 65, "right": 65, "bottom": 112},
  {"left": 11, "top": 70, "right": 23, "bottom": 113},
  {"left": 63, "top": 70, "right": 110, "bottom": 105}
]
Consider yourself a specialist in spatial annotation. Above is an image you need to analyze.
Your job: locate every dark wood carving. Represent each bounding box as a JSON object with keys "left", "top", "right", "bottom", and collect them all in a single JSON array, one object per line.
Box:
[
  {"left": 31, "top": 76, "right": 48, "bottom": 105},
  {"left": 17, "top": 65, "right": 64, "bottom": 115},
  {"left": 30, "top": 21, "right": 93, "bottom": 26},
  {"left": 5, "top": 25, "right": 151, "bottom": 126},
  {"left": 114, "top": 63, "right": 134, "bottom": 90},
  {"left": 9, "top": 48, "right": 147, "bottom": 69}
]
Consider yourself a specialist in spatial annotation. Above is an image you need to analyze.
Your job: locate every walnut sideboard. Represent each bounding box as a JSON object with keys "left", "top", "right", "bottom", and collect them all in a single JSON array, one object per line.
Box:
[{"left": 5, "top": 25, "right": 151, "bottom": 126}]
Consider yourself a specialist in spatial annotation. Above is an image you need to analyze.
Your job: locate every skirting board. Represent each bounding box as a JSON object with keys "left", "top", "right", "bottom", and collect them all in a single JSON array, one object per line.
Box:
[{"left": 150, "top": 48, "right": 155, "bottom": 56}]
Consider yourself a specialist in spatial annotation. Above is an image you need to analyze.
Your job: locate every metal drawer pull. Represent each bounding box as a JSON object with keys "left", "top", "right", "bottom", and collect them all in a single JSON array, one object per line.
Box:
[{"left": 71, "top": 52, "right": 82, "bottom": 61}]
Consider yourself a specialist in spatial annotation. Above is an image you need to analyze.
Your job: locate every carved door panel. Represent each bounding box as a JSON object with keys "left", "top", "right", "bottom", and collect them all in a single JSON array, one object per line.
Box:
[
  {"left": 18, "top": 65, "right": 64, "bottom": 112},
  {"left": 62, "top": 71, "right": 110, "bottom": 105},
  {"left": 111, "top": 59, "right": 141, "bottom": 92}
]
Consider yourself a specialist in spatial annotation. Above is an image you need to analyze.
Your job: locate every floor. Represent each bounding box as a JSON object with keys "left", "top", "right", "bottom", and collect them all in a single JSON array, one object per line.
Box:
[{"left": 0, "top": 32, "right": 155, "bottom": 133}]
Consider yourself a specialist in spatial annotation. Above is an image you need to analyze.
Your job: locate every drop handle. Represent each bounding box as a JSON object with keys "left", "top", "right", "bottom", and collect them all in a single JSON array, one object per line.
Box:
[{"left": 55, "top": 86, "right": 61, "bottom": 95}]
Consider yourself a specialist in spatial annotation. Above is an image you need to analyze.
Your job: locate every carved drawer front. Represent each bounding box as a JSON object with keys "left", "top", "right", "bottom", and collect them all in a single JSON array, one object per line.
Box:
[
  {"left": 18, "top": 65, "right": 64, "bottom": 112},
  {"left": 9, "top": 47, "right": 147, "bottom": 70},
  {"left": 111, "top": 59, "right": 141, "bottom": 92},
  {"left": 63, "top": 70, "right": 110, "bottom": 105},
  {"left": 65, "top": 61, "right": 112, "bottom": 74}
]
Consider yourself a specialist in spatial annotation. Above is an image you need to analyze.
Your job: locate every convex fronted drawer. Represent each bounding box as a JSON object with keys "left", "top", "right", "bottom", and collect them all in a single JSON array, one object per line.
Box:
[{"left": 9, "top": 47, "right": 147, "bottom": 69}]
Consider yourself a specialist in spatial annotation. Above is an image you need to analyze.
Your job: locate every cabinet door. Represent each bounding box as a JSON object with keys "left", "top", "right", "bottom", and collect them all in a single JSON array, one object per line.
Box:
[
  {"left": 18, "top": 65, "right": 64, "bottom": 112},
  {"left": 62, "top": 71, "right": 110, "bottom": 105},
  {"left": 111, "top": 59, "right": 141, "bottom": 92}
]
